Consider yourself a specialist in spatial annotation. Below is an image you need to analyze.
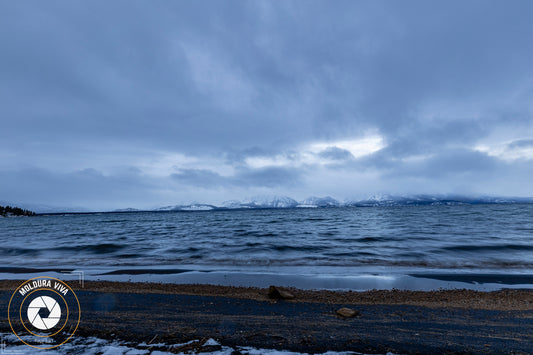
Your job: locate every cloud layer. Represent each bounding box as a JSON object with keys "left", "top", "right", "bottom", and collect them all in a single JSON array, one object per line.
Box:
[{"left": 1, "top": 0, "right": 533, "bottom": 210}]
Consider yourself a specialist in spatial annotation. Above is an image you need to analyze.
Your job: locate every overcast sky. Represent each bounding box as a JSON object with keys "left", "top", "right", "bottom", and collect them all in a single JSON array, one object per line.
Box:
[{"left": 2, "top": 0, "right": 533, "bottom": 210}]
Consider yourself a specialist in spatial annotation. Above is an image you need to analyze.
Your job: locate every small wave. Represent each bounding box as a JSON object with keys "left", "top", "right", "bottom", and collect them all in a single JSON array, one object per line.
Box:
[
  {"left": 440, "top": 244, "right": 533, "bottom": 252},
  {"left": 116, "top": 253, "right": 144, "bottom": 258},
  {"left": 0, "top": 266, "right": 74, "bottom": 274},
  {"left": 357, "top": 236, "right": 392, "bottom": 243},
  {"left": 100, "top": 219, "right": 129, "bottom": 223},
  {"left": 54, "top": 243, "right": 126, "bottom": 254},
  {"left": 318, "top": 231, "right": 337, "bottom": 237},
  {"left": 0, "top": 247, "right": 40, "bottom": 256},
  {"left": 272, "top": 245, "right": 330, "bottom": 252},
  {"left": 324, "top": 251, "right": 379, "bottom": 257},
  {"left": 244, "top": 242, "right": 264, "bottom": 247},
  {"left": 164, "top": 246, "right": 203, "bottom": 254},
  {"left": 232, "top": 231, "right": 280, "bottom": 238}
]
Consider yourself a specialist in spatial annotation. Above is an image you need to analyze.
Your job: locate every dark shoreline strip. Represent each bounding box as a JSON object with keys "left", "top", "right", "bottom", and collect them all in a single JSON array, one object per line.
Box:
[{"left": 2, "top": 280, "right": 533, "bottom": 310}]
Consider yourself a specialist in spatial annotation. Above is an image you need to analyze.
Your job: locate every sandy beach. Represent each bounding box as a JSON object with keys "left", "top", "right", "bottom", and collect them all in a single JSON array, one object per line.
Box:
[{"left": 1, "top": 280, "right": 532, "bottom": 353}]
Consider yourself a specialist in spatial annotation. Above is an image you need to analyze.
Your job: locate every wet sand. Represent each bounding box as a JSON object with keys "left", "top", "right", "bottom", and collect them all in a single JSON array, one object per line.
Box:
[{"left": 1, "top": 280, "right": 532, "bottom": 353}]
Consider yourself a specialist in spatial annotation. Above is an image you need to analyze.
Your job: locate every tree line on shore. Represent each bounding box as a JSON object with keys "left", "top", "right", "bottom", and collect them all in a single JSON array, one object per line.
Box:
[{"left": 0, "top": 205, "right": 36, "bottom": 216}]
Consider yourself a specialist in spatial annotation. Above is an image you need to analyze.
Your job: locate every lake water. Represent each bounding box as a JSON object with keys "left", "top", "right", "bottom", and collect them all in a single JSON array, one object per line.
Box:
[{"left": 1, "top": 204, "right": 533, "bottom": 290}]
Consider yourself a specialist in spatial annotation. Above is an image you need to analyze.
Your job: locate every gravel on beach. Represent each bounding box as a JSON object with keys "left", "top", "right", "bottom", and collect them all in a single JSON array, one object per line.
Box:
[{"left": 1, "top": 280, "right": 532, "bottom": 354}]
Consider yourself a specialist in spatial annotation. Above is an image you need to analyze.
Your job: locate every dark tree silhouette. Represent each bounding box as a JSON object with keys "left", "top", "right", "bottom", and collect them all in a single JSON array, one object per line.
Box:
[{"left": 0, "top": 205, "right": 36, "bottom": 216}]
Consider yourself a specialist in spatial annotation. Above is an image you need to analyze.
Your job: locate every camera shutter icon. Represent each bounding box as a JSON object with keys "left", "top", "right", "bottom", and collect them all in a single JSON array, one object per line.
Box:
[{"left": 27, "top": 296, "right": 61, "bottom": 330}]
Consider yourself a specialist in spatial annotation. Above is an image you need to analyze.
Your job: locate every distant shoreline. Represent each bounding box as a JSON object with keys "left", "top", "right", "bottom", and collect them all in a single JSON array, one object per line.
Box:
[
  {"left": 5, "top": 194, "right": 533, "bottom": 214},
  {"left": 27, "top": 200, "right": 533, "bottom": 216},
  {"left": 0, "top": 205, "right": 35, "bottom": 217}
]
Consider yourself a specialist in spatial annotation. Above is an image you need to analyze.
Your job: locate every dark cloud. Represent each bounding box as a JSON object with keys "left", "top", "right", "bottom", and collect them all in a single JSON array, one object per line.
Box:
[
  {"left": 508, "top": 139, "right": 533, "bottom": 149},
  {"left": 236, "top": 166, "right": 301, "bottom": 188},
  {"left": 400, "top": 149, "right": 499, "bottom": 179},
  {"left": 0, "top": 167, "right": 155, "bottom": 210},
  {"left": 172, "top": 166, "right": 301, "bottom": 189},
  {"left": 4, "top": 1, "right": 531, "bottom": 152},
  {"left": 318, "top": 147, "right": 354, "bottom": 161},
  {"left": 171, "top": 169, "right": 226, "bottom": 188}
]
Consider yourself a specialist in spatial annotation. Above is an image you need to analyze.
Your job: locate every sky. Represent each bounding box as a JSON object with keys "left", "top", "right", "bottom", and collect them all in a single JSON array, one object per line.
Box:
[{"left": 1, "top": 0, "right": 533, "bottom": 211}]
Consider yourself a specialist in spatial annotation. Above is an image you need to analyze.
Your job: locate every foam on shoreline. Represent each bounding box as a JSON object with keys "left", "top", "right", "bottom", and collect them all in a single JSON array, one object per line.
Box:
[{"left": 1, "top": 266, "right": 533, "bottom": 292}]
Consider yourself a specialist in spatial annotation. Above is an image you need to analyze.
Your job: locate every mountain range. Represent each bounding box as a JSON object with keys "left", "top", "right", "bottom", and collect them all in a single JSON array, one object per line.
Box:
[
  {"left": 4, "top": 195, "right": 533, "bottom": 214},
  {"left": 145, "top": 194, "right": 533, "bottom": 212}
]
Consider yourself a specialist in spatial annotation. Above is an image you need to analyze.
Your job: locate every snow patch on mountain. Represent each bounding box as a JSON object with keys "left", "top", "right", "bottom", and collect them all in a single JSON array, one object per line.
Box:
[
  {"left": 225, "top": 195, "right": 299, "bottom": 209},
  {"left": 155, "top": 203, "right": 216, "bottom": 211},
  {"left": 298, "top": 196, "right": 340, "bottom": 208}
]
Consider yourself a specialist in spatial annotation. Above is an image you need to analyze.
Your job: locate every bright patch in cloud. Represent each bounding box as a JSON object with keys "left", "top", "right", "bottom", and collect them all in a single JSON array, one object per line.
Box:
[
  {"left": 244, "top": 134, "right": 386, "bottom": 168},
  {"left": 137, "top": 152, "right": 235, "bottom": 177},
  {"left": 475, "top": 139, "right": 533, "bottom": 161},
  {"left": 245, "top": 155, "right": 294, "bottom": 169},
  {"left": 307, "top": 135, "right": 386, "bottom": 158}
]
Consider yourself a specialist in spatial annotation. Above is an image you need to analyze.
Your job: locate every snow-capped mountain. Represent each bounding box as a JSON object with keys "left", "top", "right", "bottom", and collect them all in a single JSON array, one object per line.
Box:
[
  {"left": 298, "top": 196, "right": 340, "bottom": 208},
  {"left": 113, "top": 207, "right": 142, "bottom": 212},
  {"left": 17, "top": 194, "right": 533, "bottom": 214},
  {"left": 345, "top": 194, "right": 533, "bottom": 207},
  {"left": 220, "top": 200, "right": 244, "bottom": 209},
  {"left": 155, "top": 203, "right": 217, "bottom": 211},
  {"left": 222, "top": 195, "right": 298, "bottom": 209},
  {"left": 157, "top": 194, "right": 533, "bottom": 212}
]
